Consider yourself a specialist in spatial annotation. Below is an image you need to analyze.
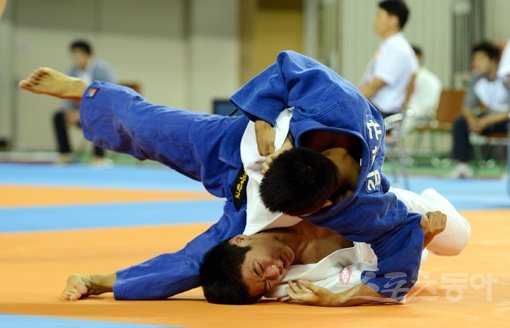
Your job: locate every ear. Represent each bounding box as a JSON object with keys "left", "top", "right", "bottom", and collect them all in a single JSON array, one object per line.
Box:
[
  {"left": 389, "top": 15, "right": 400, "bottom": 29},
  {"left": 229, "top": 234, "right": 251, "bottom": 246}
]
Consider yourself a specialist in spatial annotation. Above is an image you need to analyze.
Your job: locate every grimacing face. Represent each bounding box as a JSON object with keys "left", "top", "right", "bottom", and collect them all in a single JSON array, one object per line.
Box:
[{"left": 229, "top": 235, "right": 295, "bottom": 297}]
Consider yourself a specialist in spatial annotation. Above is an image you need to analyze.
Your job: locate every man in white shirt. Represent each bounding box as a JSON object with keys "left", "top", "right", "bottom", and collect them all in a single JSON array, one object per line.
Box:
[
  {"left": 360, "top": 0, "right": 418, "bottom": 117},
  {"left": 402, "top": 45, "right": 442, "bottom": 134},
  {"left": 451, "top": 41, "right": 510, "bottom": 179}
]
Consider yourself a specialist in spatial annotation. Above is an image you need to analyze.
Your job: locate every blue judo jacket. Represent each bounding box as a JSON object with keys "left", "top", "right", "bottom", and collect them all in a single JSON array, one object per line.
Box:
[{"left": 79, "top": 51, "right": 424, "bottom": 301}]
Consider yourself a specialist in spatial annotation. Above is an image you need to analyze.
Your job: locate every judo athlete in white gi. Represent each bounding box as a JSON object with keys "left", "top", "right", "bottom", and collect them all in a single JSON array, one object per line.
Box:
[
  {"left": 21, "top": 51, "right": 428, "bottom": 305},
  {"left": 200, "top": 109, "right": 470, "bottom": 306}
]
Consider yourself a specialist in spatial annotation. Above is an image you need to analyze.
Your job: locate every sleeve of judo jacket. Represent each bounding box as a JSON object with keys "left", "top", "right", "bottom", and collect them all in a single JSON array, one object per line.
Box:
[
  {"left": 113, "top": 200, "right": 246, "bottom": 300},
  {"left": 230, "top": 50, "right": 364, "bottom": 126}
]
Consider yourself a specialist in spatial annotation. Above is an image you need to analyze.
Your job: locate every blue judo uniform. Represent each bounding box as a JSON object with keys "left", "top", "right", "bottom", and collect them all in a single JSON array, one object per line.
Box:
[{"left": 79, "top": 51, "right": 424, "bottom": 301}]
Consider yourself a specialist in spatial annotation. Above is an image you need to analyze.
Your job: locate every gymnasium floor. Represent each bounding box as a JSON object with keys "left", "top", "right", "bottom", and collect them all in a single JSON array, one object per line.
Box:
[{"left": 1, "top": 163, "right": 509, "bottom": 327}]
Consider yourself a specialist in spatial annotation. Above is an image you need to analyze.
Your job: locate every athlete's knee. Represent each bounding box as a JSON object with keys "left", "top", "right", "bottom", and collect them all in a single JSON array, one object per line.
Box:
[{"left": 429, "top": 215, "right": 471, "bottom": 256}]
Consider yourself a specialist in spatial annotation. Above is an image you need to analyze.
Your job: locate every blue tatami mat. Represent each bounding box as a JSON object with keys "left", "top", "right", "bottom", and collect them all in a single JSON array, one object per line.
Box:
[
  {"left": 0, "top": 200, "right": 223, "bottom": 233},
  {"left": 0, "top": 164, "right": 205, "bottom": 191},
  {"left": 0, "top": 315, "right": 175, "bottom": 328}
]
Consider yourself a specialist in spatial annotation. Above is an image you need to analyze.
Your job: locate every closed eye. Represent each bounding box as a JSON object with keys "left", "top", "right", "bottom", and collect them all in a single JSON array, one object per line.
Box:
[{"left": 258, "top": 262, "right": 264, "bottom": 276}]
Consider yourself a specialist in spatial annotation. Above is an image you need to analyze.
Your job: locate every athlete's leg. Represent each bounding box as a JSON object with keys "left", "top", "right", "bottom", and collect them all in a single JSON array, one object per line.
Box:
[
  {"left": 390, "top": 187, "right": 470, "bottom": 256},
  {"left": 20, "top": 67, "right": 245, "bottom": 197}
]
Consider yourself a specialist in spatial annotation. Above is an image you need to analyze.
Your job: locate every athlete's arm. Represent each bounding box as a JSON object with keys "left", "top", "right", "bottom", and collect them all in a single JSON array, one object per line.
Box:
[
  {"left": 286, "top": 280, "right": 397, "bottom": 307},
  {"left": 230, "top": 51, "right": 370, "bottom": 156},
  {"left": 286, "top": 212, "right": 447, "bottom": 306}
]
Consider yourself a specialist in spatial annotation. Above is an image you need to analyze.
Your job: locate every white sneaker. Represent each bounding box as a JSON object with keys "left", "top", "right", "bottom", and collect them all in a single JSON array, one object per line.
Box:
[
  {"left": 92, "top": 157, "right": 114, "bottom": 168},
  {"left": 450, "top": 163, "right": 473, "bottom": 179}
]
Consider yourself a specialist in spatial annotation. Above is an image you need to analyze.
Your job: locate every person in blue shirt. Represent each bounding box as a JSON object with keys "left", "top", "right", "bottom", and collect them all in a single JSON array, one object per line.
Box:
[
  {"left": 19, "top": 51, "right": 424, "bottom": 304},
  {"left": 54, "top": 40, "right": 116, "bottom": 164}
]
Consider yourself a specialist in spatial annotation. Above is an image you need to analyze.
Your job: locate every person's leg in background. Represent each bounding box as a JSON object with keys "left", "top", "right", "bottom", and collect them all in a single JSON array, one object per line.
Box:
[
  {"left": 53, "top": 109, "right": 74, "bottom": 163},
  {"left": 451, "top": 115, "right": 474, "bottom": 178},
  {"left": 481, "top": 119, "right": 509, "bottom": 135},
  {"left": 93, "top": 145, "right": 105, "bottom": 158},
  {"left": 92, "top": 145, "right": 113, "bottom": 166},
  {"left": 481, "top": 119, "right": 509, "bottom": 170}
]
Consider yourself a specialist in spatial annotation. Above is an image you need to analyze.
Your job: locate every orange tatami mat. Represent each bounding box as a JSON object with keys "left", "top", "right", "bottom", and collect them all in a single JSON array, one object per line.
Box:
[
  {"left": 0, "top": 185, "right": 214, "bottom": 208},
  {"left": 1, "top": 210, "right": 509, "bottom": 327}
]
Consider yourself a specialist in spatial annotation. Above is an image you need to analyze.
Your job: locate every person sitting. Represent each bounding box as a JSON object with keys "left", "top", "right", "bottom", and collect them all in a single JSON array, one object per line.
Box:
[
  {"left": 53, "top": 40, "right": 116, "bottom": 164},
  {"left": 451, "top": 41, "right": 510, "bottom": 179},
  {"left": 402, "top": 45, "right": 442, "bottom": 135}
]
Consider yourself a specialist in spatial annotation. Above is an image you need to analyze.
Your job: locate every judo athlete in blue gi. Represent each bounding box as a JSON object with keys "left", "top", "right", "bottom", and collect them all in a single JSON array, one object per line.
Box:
[{"left": 19, "top": 51, "right": 424, "bottom": 305}]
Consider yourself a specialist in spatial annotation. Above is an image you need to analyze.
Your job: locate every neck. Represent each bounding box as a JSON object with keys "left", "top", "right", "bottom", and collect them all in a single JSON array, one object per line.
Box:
[
  {"left": 256, "top": 228, "right": 309, "bottom": 264},
  {"left": 256, "top": 222, "right": 351, "bottom": 264},
  {"left": 381, "top": 29, "right": 399, "bottom": 40},
  {"left": 321, "top": 148, "right": 360, "bottom": 193},
  {"left": 486, "top": 65, "right": 498, "bottom": 80}
]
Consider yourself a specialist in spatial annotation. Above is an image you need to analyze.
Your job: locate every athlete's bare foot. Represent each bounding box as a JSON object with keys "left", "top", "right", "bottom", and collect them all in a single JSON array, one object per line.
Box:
[
  {"left": 19, "top": 67, "right": 89, "bottom": 102},
  {"left": 61, "top": 273, "right": 115, "bottom": 301}
]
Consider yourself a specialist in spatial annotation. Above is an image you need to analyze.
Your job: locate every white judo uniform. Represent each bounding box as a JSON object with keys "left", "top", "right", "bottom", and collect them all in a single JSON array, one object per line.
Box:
[{"left": 240, "top": 109, "right": 471, "bottom": 300}]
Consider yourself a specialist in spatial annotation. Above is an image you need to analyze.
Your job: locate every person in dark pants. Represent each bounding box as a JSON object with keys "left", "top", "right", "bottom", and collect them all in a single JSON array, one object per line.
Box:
[
  {"left": 53, "top": 40, "right": 116, "bottom": 164},
  {"left": 451, "top": 41, "right": 510, "bottom": 178}
]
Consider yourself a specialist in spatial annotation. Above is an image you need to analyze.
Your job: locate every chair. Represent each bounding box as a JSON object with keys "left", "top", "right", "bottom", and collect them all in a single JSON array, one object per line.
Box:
[
  {"left": 413, "top": 89, "right": 465, "bottom": 165},
  {"left": 470, "top": 131, "right": 507, "bottom": 175},
  {"left": 212, "top": 99, "right": 241, "bottom": 116},
  {"left": 470, "top": 106, "right": 508, "bottom": 175}
]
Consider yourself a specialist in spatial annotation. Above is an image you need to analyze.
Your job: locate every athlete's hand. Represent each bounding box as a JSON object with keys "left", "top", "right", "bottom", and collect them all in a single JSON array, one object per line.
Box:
[
  {"left": 261, "top": 134, "right": 293, "bottom": 175},
  {"left": 421, "top": 211, "right": 447, "bottom": 248},
  {"left": 255, "top": 119, "right": 275, "bottom": 156},
  {"left": 261, "top": 152, "right": 279, "bottom": 175},
  {"left": 286, "top": 280, "right": 334, "bottom": 306}
]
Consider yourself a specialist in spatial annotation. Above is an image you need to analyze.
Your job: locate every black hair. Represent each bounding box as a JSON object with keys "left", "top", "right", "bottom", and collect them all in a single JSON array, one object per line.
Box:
[
  {"left": 471, "top": 41, "right": 501, "bottom": 61},
  {"left": 411, "top": 44, "right": 423, "bottom": 57},
  {"left": 378, "top": 0, "right": 409, "bottom": 29},
  {"left": 70, "top": 40, "right": 93, "bottom": 55},
  {"left": 259, "top": 147, "right": 338, "bottom": 216},
  {"left": 200, "top": 240, "right": 262, "bottom": 305}
]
